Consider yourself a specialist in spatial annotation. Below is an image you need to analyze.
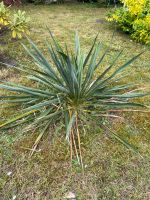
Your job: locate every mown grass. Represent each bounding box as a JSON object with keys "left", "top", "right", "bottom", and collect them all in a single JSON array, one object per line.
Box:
[{"left": 0, "top": 3, "right": 150, "bottom": 200}]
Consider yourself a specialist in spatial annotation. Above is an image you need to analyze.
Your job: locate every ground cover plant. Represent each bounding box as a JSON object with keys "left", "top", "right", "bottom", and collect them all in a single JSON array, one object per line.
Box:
[
  {"left": 107, "top": 0, "right": 150, "bottom": 44},
  {"left": 0, "top": 4, "right": 150, "bottom": 199}
]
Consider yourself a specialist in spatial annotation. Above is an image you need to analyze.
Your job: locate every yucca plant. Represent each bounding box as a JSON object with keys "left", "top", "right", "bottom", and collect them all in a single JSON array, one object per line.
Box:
[{"left": 0, "top": 31, "right": 149, "bottom": 168}]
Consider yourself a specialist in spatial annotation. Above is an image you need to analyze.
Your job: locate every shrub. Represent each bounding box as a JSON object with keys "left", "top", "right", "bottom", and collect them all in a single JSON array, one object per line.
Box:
[
  {"left": 0, "top": 32, "right": 149, "bottom": 167},
  {"left": 107, "top": 0, "right": 150, "bottom": 44},
  {"left": 132, "top": 14, "right": 150, "bottom": 44},
  {"left": 10, "top": 10, "right": 30, "bottom": 38},
  {"left": 0, "top": 2, "right": 30, "bottom": 39}
]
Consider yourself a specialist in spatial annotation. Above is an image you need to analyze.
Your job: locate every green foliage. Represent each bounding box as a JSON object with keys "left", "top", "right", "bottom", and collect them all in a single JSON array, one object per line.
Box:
[
  {"left": 132, "top": 15, "right": 150, "bottom": 44},
  {"left": 0, "top": 31, "right": 149, "bottom": 165},
  {"left": 0, "top": 2, "right": 30, "bottom": 39},
  {"left": 107, "top": 7, "right": 134, "bottom": 33},
  {"left": 10, "top": 10, "right": 30, "bottom": 39},
  {"left": 107, "top": 0, "right": 150, "bottom": 44},
  {"left": 0, "top": 2, "right": 10, "bottom": 27}
]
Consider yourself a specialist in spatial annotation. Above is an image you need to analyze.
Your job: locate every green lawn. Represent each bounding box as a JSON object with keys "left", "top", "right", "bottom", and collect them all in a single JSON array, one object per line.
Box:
[{"left": 0, "top": 3, "right": 150, "bottom": 200}]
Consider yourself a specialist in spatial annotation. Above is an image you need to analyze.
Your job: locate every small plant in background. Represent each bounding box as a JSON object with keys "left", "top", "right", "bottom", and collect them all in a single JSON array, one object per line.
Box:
[
  {"left": 107, "top": 0, "right": 150, "bottom": 44},
  {"left": 0, "top": 31, "right": 149, "bottom": 168},
  {"left": 0, "top": 2, "right": 30, "bottom": 39},
  {"left": 10, "top": 10, "right": 30, "bottom": 39}
]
